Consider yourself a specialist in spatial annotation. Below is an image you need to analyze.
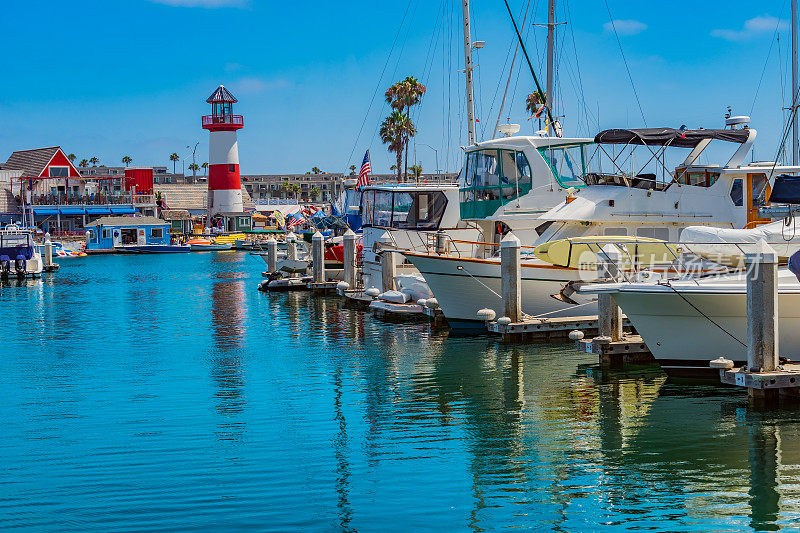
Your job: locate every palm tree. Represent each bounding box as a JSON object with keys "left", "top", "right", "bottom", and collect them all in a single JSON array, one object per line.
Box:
[
  {"left": 310, "top": 186, "right": 320, "bottom": 201},
  {"left": 311, "top": 166, "right": 321, "bottom": 174},
  {"left": 349, "top": 165, "right": 356, "bottom": 175},
  {"left": 409, "top": 164, "right": 423, "bottom": 183},
  {"left": 380, "top": 110, "right": 415, "bottom": 182},
  {"left": 122, "top": 156, "right": 132, "bottom": 167},
  {"left": 67, "top": 153, "right": 76, "bottom": 163},
  {"left": 169, "top": 153, "right": 179, "bottom": 174},
  {"left": 390, "top": 164, "right": 397, "bottom": 172},
  {"left": 526, "top": 92, "right": 547, "bottom": 130},
  {"left": 79, "top": 158, "right": 88, "bottom": 168},
  {"left": 89, "top": 157, "right": 99, "bottom": 166},
  {"left": 188, "top": 163, "right": 200, "bottom": 174},
  {"left": 201, "top": 162, "right": 208, "bottom": 176},
  {"left": 386, "top": 76, "right": 426, "bottom": 180}
]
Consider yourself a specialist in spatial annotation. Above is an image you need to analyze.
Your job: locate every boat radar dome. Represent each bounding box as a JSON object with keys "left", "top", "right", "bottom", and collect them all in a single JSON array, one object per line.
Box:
[
  {"left": 498, "top": 123, "right": 520, "bottom": 137},
  {"left": 725, "top": 115, "right": 750, "bottom": 129}
]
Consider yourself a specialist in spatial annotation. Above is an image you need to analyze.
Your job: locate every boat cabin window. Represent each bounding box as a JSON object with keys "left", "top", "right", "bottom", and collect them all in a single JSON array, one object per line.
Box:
[
  {"left": 636, "top": 227, "right": 670, "bottom": 241},
  {"left": 730, "top": 179, "right": 744, "bottom": 206},
  {"left": 103, "top": 229, "right": 113, "bottom": 240},
  {"left": 459, "top": 148, "right": 533, "bottom": 218},
  {"left": 86, "top": 229, "right": 97, "bottom": 242},
  {"left": 151, "top": 228, "right": 164, "bottom": 239},
  {"left": 674, "top": 169, "right": 720, "bottom": 187},
  {"left": 539, "top": 145, "right": 586, "bottom": 188},
  {"left": 361, "top": 189, "right": 448, "bottom": 229},
  {"left": 604, "top": 228, "right": 628, "bottom": 236}
]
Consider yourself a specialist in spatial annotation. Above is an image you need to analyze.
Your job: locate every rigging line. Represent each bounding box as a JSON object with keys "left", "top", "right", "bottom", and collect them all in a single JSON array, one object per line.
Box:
[
  {"left": 749, "top": 1, "right": 787, "bottom": 117},
  {"left": 493, "top": 0, "right": 533, "bottom": 139},
  {"left": 663, "top": 281, "right": 747, "bottom": 348},
  {"left": 503, "top": 0, "right": 557, "bottom": 130},
  {"left": 345, "top": 0, "right": 414, "bottom": 170},
  {"left": 510, "top": 2, "right": 537, "bottom": 131},
  {"left": 602, "top": 0, "right": 646, "bottom": 126},
  {"left": 763, "top": 79, "right": 800, "bottom": 196},
  {"left": 564, "top": 0, "right": 594, "bottom": 134},
  {"left": 455, "top": 265, "right": 503, "bottom": 299}
]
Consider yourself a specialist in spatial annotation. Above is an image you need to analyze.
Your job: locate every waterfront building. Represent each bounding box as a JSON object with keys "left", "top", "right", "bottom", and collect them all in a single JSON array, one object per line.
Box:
[{"left": 0, "top": 146, "right": 157, "bottom": 233}]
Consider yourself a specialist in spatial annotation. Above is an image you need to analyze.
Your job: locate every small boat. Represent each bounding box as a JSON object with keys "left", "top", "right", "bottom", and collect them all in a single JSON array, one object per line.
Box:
[
  {"left": 114, "top": 244, "right": 191, "bottom": 253},
  {"left": 187, "top": 238, "right": 232, "bottom": 252},
  {"left": 0, "top": 225, "right": 43, "bottom": 279}
]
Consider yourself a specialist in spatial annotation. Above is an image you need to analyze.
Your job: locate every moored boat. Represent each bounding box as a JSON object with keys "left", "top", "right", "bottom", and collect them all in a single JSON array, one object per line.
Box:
[{"left": 0, "top": 225, "right": 43, "bottom": 279}]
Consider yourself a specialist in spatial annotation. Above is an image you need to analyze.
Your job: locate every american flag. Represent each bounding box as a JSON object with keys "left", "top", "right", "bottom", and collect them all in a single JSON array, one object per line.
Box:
[{"left": 357, "top": 149, "right": 372, "bottom": 187}]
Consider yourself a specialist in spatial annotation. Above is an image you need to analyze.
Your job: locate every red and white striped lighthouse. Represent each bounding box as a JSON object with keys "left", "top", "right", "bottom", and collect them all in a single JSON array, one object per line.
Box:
[{"left": 202, "top": 85, "right": 244, "bottom": 218}]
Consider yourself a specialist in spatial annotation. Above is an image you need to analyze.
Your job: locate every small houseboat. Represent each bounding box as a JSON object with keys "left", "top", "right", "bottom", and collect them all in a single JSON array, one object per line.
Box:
[{"left": 85, "top": 216, "right": 189, "bottom": 254}]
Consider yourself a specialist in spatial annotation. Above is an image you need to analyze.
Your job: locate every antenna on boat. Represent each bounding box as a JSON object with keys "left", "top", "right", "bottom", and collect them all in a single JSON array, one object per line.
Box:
[{"left": 546, "top": 0, "right": 555, "bottom": 134}]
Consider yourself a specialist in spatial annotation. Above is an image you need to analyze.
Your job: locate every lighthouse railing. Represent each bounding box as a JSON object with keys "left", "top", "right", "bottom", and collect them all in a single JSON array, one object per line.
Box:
[{"left": 202, "top": 115, "right": 243, "bottom": 127}]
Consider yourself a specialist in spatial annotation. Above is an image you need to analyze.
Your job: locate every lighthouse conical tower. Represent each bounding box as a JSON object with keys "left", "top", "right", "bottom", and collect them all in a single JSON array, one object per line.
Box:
[{"left": 202, "top": 85, "right": 244, "bottom": 219}]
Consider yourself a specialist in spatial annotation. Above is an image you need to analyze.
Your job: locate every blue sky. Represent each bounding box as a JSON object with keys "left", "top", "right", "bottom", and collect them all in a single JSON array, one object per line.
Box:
[{"left": 0, "top": 0, "right": 796, "bottom": 174}]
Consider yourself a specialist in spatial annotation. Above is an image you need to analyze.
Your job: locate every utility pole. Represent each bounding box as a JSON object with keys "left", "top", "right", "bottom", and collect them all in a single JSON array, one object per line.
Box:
[
  {"left": 546, "top": 0, "right": 555, "bottom": 135},
  {"left": 462, "top": 0, "right": 476, "bottom": 145}
]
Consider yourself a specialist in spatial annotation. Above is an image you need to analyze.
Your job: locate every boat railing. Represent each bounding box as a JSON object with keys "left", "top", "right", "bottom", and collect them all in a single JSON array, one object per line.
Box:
[
  {"left": 537, "top": 239, "right": 800, "bottom": 285},
  {"left": 20, "top": 192, "right": 141, "bottom": 206}
]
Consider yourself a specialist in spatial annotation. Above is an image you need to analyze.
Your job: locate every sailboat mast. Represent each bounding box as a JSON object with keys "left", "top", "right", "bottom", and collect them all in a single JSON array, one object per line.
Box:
[
  {"left": 793, "top": 0, "right": 798, "bottom": 164},
  {"left": 546, "top": 0, "right": 555, "bottom": 133},
  {"left": 462, "top": 0, "right": 476, "bottom": 145}
]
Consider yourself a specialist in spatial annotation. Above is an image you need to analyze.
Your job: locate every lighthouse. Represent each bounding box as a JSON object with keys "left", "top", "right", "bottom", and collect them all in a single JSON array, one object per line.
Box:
[{"left": 202, "top": 85, "right": 244, "bottom": 220}]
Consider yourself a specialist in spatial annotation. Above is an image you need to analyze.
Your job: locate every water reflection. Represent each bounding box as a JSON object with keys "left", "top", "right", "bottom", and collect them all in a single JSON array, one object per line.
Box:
[{"left": 210, "top": 255, "right": 247, "bottom": 441}]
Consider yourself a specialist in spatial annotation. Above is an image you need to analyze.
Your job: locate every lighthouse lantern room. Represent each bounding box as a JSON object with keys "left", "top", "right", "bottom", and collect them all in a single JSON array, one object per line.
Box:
[{"left": 202, "top": 85, "right": 244, "bottom": 222}]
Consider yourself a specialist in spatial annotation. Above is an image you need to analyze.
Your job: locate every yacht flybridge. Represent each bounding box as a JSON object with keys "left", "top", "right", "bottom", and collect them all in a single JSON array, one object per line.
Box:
[{"left": 403, "top": 120, "right": 800, "bottom": 327}]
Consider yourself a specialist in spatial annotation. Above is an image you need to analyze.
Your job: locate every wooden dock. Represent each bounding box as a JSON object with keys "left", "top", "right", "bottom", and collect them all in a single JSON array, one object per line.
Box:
[
  {"left": 487, "top": 315, "right": 633, "bottom": 343},
  {"left": 577, "top": 334, "right": 654, "bottom": 366}
]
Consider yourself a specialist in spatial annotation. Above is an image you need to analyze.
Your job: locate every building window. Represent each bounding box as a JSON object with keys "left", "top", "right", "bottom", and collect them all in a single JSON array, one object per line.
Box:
[
  {"left": 49, "top": 166, "right": 69, "bottom": 178},
  {"left": 151, "top": 227, "right": 163, "bottom": 238},
  {"left": 229, "top": 164, "right": 235, "bottom": 172},
  {"left": 237, "top": 217, "right": 250, "bottom": 228},
  {"left": 103, "top": 229, "right": 113, "bottom": 239}
]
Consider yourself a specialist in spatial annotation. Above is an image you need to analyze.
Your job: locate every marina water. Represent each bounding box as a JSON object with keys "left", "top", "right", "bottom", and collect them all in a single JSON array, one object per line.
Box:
[{"left": 2, "top": 252, "right": 800, "bottom": 531}]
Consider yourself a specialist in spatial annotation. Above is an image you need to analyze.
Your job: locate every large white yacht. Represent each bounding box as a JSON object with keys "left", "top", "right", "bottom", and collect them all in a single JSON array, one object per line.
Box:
[{"left": 403, "top": 123, "right": 800, "bottom": 327}]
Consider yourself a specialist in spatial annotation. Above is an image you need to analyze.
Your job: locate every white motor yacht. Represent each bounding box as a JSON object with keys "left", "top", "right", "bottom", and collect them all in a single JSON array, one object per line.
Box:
[{"left": 403, "top": 123, "right": 800, "bottom": 328}]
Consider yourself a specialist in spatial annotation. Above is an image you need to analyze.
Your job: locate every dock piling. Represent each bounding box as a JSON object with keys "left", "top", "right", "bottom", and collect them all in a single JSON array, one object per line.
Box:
[
  {"left": 381, "top": 250, "right": 396, "bottom": 293},
  {"left": 343, "top": 229, "right": 357, "bottom": 289},
  {"left": 43, "top": 233, "right": 52, "bottom": 268},
  {"left": 312, "top": 232, "right": 325, "bottom": 284},
  {"left": 747, "top": 242, "right": 779, "bottom": 373},
  {"left": 266, "top": 238, "right": 277, "bottom": 273},
  {"left": 500, "top": 232, "right": 522, "bottom": 323}
]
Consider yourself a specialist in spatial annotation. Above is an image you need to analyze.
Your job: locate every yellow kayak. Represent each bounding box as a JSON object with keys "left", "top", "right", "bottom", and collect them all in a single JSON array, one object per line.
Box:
[{"left": 533, "top": 236, "right": 679, "bottom": 269}]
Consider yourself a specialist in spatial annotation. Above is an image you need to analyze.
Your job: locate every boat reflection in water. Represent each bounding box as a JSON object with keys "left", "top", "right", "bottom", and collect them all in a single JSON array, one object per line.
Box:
[{"left": 272, "top": 292, "right": 800, "bottom": 530}]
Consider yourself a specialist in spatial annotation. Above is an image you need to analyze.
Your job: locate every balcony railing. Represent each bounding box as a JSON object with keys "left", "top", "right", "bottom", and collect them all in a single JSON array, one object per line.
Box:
[
  {"left": 202, "top": 114, "right": 244, "bottom": 127},
  {"left": 19, "top": 192, "right": 155, "bottom": 207}
]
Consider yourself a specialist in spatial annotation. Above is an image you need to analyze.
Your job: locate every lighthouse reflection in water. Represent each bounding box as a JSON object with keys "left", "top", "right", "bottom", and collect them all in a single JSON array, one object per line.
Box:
[{"left": 1, "top": 252, "right": 800, "bottom": 530}]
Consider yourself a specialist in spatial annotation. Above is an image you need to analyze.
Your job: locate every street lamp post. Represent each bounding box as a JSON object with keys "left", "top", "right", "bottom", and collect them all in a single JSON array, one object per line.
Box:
[{"left": 418, "top": 143, "right": 440, "bottom": 177}]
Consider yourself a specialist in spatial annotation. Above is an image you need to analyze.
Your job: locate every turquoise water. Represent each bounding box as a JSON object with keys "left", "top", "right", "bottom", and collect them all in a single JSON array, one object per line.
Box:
[{"left": 2, "top": 252, "right": 800, "bottom": 531}]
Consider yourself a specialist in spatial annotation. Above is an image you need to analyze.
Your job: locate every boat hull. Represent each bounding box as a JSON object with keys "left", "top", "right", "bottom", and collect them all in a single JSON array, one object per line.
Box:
[
  {"left": 404, "top": 252, "right": 596, "bottom": 328},
  {"left": 611, "top": 286, "right": 800, "bottom": 379},
  {"left": 114, "top": 245, "right": 191, "bottom": 254},
  {"left": 189, "top": 244, "right": 232, "bottom": 251}
]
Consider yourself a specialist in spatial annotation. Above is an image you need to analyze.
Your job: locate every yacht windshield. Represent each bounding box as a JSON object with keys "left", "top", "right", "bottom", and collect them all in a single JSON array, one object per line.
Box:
[
  {"left": 538, "top": 144, "right": 586, "bottom": 188},
  {"left": 361, "top": 189, "right": 448, "bottom": 230},
  {"left": 459, "top": 148, "right": 535, "bottom": 218}
]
